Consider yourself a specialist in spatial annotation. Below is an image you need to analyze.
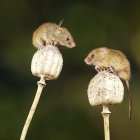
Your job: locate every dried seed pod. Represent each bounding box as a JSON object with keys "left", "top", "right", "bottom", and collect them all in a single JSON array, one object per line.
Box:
[
  {"left": 87, "top": 72, "right": 124, "bottom": 106},
  {"left": 20, "top": 45, "right": 63, "bottom": 140},
  {"left": 31, "top": 45, "right": 63, "bottom": 80}
]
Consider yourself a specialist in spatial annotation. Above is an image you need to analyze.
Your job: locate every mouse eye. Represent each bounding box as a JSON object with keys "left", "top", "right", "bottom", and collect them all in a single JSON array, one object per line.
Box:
[
  {"left": 66, "top": 37, "right": 70, "bottom": 41},
  {"left": 91, "top": 54, "right": 95, "bottom": 58}
]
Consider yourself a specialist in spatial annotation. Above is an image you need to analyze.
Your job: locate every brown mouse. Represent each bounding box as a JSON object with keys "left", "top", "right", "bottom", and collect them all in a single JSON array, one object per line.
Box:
[
  {"left": 85, "top": 47, "right": 132, "bottom": 120},
  {"left": 32, "top": 22, "right": 75, "bottom": 49}
]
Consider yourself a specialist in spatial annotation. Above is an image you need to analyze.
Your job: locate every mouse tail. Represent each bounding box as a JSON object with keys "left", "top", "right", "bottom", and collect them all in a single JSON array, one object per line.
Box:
[{"left": 125, "top": 80, "right": 132, "bottom": 120}]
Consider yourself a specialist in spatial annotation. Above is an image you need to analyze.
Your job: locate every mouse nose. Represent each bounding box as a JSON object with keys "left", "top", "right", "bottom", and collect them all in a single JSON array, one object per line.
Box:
[
  {"left": 68, "top": 41, "right": 76, "bottom": 48},
  {"left": 84, "top": 57, "right": 91, "bottom": 64}
]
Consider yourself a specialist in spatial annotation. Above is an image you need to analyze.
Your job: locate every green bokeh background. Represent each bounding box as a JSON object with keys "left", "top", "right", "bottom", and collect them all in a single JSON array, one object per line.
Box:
[{"left": 0, "top": 0, "right": 140, "bottom": 140}]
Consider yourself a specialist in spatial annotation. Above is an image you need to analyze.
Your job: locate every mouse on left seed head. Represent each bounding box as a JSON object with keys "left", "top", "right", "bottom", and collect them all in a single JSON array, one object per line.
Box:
[{"left": 32, "top": 22, "right": 76, "bottom": 49}]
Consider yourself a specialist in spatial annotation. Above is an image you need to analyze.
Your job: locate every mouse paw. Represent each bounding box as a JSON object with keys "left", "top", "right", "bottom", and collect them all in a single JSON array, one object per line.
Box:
[
  {"left": 107, "top": 66, "right": 118, "bottom": 75},
  {"left": 95, "top": 66, "right": 107, "bottom": 72},
  {"left": 95, "top": 66, "right": 118, "bottom": 75}
]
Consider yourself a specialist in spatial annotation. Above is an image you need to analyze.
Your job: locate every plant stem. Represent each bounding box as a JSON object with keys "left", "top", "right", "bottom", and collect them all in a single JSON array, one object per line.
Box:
[
  {"left": 101, "top": 105, "right": 111, "bottom": 140},
  {"left": 20, "top": 76, "right": 46, "bottom": 140}
]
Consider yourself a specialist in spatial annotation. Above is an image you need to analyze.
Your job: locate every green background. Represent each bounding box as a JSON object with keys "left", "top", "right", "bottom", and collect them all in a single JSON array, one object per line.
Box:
[{"left": 0, "top": 0, "right": 140, "bottom": 139}]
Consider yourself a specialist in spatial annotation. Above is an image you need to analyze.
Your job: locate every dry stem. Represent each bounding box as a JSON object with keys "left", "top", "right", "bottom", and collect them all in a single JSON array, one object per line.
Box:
[
  {"left": 20, "top": 76, "right": 46, "bottom": 140},
  {"left": 101, "top": 105, "right": 111, "bottom": 140}
]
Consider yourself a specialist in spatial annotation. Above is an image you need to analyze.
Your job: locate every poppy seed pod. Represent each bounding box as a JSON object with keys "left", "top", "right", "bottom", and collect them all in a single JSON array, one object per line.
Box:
[
  {"left": 87, "top": 72, "right": 124, "bottom": 106},
  {"left": 31, "top": 45, "right": 63, "bottom": 80}
]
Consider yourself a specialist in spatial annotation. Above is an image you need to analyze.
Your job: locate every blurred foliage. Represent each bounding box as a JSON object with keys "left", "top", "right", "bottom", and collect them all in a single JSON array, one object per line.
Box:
[{"left": 0, "top": 0, "right": 140, "bottom": 140}]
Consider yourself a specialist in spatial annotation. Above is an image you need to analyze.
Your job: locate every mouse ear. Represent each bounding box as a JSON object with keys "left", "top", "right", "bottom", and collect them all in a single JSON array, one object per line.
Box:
[
  {"left": 55, "top": 27, "right": 63, "bottom": 35},
  {"left": 58, "top": 19, "right": 64, "bottom": 26},
  {"left": 100, "top": 47, "right": 110, "bottom": 55}
]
